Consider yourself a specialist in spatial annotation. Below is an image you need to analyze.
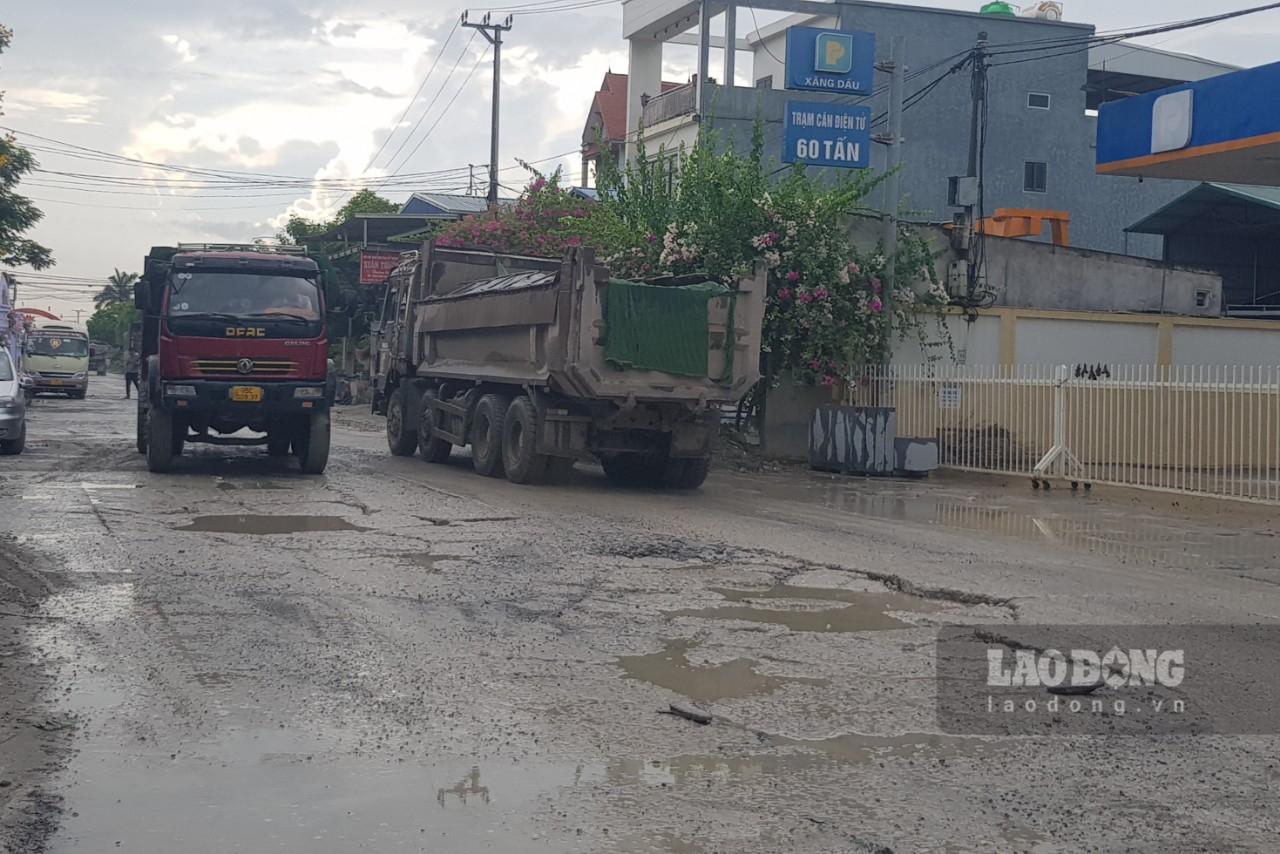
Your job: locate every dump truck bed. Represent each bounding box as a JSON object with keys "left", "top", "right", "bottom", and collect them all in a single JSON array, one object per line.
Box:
[{"left": 405, "top": 245, "right": 764, "bottom": 404}]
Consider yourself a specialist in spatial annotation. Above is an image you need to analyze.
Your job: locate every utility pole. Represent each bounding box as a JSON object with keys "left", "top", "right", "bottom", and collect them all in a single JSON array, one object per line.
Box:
[
  {"left": 462, "top": 12, "right": 513, "bottom": 208},
  {"left": 875, "top": 36, "right": 907, "bottom": 289},
  {"left": 963, "top": 31, "right": 988, "bottom": 299}
]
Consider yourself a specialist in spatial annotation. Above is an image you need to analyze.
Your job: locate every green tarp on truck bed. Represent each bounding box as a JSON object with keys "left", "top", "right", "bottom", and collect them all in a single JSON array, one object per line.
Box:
[{"left": 603, "top": 279, "right": 730, "bottom": 379}]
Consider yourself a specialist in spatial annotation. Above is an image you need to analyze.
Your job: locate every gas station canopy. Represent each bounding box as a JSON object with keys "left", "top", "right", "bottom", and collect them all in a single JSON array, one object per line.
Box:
[{"left": 1097, "top": 61, "right": 1280, "bottom": 186}]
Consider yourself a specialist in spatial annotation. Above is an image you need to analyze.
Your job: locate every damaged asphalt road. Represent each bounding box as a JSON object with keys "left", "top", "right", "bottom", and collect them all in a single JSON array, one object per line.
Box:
[{"left": 2, "top": 382, "right": 1279, "bottom": 852}]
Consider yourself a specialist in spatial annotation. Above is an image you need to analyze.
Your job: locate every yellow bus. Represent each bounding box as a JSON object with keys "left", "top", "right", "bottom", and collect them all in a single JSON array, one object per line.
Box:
[{"left": 25, "top": 321, "right": 91, "bottom": 399}]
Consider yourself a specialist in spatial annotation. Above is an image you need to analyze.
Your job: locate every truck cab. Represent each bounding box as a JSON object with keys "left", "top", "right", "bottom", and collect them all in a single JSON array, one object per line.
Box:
[
  {"left": 135, "top": 244, "right": 334, "bottom": 473},
  {"left": 24, "top": 321, "right": 90, "bottom": 399}
]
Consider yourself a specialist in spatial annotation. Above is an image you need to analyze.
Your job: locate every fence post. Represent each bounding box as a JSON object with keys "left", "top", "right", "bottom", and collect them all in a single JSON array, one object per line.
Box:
[{"left": 1032, "top": 364, "right": 1085, "bottom": 486}]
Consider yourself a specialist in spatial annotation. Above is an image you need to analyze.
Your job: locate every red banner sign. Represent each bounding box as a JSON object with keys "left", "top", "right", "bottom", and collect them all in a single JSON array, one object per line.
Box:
[{"left": 359, "top": 250, "right": 401, "bottom": 285}]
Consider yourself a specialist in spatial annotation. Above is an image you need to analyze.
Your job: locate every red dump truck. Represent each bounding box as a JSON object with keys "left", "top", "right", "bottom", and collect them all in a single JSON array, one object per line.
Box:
[
  {"left": 371, "top": 243, "right": 765, "bottom": 488},
  {"left": 135, "top": 244, "right": 334, "bottom": 473}
]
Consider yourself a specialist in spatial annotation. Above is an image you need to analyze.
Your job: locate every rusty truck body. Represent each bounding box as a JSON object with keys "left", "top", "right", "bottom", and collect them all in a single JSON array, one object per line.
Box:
[{"left": 372, "top": 242, "right": 764, "bottom": 488}]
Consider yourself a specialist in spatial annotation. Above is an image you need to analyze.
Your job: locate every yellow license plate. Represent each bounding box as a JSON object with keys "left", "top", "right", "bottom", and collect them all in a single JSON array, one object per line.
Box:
[
  {"left": 229, "top": 386, "right": 263, "bottom": 402},
  {"left": 47, "top": 379, "right": 64, "bottom": 386}
]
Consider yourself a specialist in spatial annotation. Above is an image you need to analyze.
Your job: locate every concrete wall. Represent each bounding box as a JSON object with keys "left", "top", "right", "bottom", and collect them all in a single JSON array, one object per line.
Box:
[
  {"left": 842, "top": 215, "right": 1222, "bottom": 317},
  {"left": 646, "top": 3, "right": 1205, "bottom": 260},
  {"left": 894, "top": 307, "right": 1280, "bottom": 368}
]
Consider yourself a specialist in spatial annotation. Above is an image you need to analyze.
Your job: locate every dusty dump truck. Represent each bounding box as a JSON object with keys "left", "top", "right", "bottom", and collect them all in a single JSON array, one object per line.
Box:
[{"left": 372, "top": 242, "right": 764, "bottom": 488}]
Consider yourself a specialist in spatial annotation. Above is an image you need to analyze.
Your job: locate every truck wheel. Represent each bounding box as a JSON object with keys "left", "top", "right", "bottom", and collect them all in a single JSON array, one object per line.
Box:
[
  {"left": 602, "top": 454, "right": 659, "bottom": 486},
  {"left": 146, "top": 407, "right": 175, "bottom": 473},
  {"left": 416, "top": 392, "right": 452, "bottom": 463},
  {"left": 470, "top": 394, "right": 509, "bottom": 477},
  {"left": 500, "top": 396, "right": 549, "bottom": 484},
  {"left": 136, "top": 402, "right": 147, "bottom": 454},
  {"left": 386, "top": 388, "right": 417, "bottom": 457},
  {"left": 299, "top": 412, "right": 331, "bottom": 474},
  {"left": 0, "top": 422, "right": 25, "bottom": 456},
  {"left": 666, "top": 457, "right": 712, "bottom": 490},
  {"left": 267, "top": 430, "right": 292, "bottom": 456}
]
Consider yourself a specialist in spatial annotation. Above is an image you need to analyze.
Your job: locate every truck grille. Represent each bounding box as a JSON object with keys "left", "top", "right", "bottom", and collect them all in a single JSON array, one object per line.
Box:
[
  {"left": 192, "top": 360, "right": 298, "bottom": 376},
  {"left": 40, "top": 371, "right": 75, "bottom": 378}
]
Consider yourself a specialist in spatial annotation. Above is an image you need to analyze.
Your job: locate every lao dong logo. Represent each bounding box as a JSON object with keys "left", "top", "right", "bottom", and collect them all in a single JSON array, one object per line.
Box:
[{"left": 987, "top": 647, "right": 1185, "bottom": 690}]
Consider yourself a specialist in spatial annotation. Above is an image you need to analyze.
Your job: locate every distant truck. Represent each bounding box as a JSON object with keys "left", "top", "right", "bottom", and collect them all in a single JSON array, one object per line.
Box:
[
  {"left": 372, "top": 243, "right": 764, "bottom": 488},
  {"left": 89, "top": 341, "right": 109, "bottom": 375},
  {"left": 24, "top": 320, "right": 90, "bottom": 398},
  {"left": 135, "top": 244, "right": 334, "bottom": 473}
]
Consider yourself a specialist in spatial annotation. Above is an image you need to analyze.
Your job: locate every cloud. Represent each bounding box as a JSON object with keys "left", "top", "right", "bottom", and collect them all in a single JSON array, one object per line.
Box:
[
  {"left": 5, "top": 88, "right": 107, "bottom": 123},
  {"left": 323, "top": 69, "right": 399, "bottom": 99},
  {"left": 161, "top": 34, "right": 198, "bottom": 64}
]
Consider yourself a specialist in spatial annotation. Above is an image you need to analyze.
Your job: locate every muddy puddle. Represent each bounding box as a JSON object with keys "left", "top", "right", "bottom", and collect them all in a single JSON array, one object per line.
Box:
[
  {"left": 215, "top": 479, "right": 292, "bottom": 491},
  {"left": 607, "top": 732, "right": 990, "bottom": 785},
  {"left": 400, "top": 551, "right": 464, "bottom": 571},
  {"left": 668, "top": 584, "right": 944, "bottom": 633},
  {"left": 746, "top": 475, "right": 1280, "bottom": 571},
  {"left": 618, "top": 638, "right": 827, "bottom": 703},
  {"left": 176, "top": 515, "right": 369, "bottom": 534}
]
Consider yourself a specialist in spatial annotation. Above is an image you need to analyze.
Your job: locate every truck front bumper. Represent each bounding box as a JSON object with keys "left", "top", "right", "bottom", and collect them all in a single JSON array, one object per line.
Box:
[
  {"left": 159, "top": 378, "right": 334, "bottom": 414},
  {"left": 31, "top": 377, "right": 87, "bottom": 394}
]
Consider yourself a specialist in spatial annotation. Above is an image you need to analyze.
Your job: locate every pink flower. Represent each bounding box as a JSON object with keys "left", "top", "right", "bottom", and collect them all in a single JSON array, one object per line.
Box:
[
  {"left": 847, "top": 261, "right": 861, "bottom": 276},
  {"left": 786, "top": 270, "right": 801, "bottom": 283},
  {"left": 776, "top": 287, "right": 792, "bottom": 302},
  {"left": 870, "top": 277, "right": 882, "bottom": 294},
  {"left": 870, "top": 296, "right": 884, "bottom": 313},
  {"left": 530, "top": 177, "right": 547, "bottom": 192},
  {"left": 566, "top": 235, "right": 583, "bottom": 247},
  {"left": 813, "top": 287, "right": 828, "bottom": 300},
  {"left": 646, "top": 233, "right": 658, "bottom": 243},
  {"left": 821, "top": 374, "right": 837, "bottom": 387},
  {"left": 809, "top": 358, "right": 822, "bottom": 370},
  {"left": 797, "top": 291, "right": 814, "bottom": 305}
]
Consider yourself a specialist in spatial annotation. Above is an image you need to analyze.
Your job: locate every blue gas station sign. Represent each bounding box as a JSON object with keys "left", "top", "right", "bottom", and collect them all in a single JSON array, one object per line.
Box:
[
  {"left": 782, "top": 101, "right": 872, "bottom": 169},
  {"left": 785, "top": 26, "right": 876, "bottom": 94}
]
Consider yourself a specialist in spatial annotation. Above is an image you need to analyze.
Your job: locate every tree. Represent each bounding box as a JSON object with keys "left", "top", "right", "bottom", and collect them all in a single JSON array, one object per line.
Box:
[
  {"left": 0, "top": 24, "right": 54, "bottom": 270},
  {"left": 279, "top": 189, "right": 400, "bottom": 245},
  {"left": 86, "top": 301, "right": 138, "bottom": 347},
  {"left": 95, "top": 268, "right": 138, "bottom": 310}
]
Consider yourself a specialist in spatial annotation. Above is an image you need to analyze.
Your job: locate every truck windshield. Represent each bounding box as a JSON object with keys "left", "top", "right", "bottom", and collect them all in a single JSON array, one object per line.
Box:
[
  {"left": 168, "top": 273, "right": 322, "bottom": 320},
  {"left": 28, "top": 335, "right": 89, "bottom": 357}
]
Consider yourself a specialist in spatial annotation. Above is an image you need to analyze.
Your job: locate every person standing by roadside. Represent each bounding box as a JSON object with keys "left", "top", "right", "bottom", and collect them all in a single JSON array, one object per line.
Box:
[{"left": 124, "top": 348, "right": 140, "bottom": 399}]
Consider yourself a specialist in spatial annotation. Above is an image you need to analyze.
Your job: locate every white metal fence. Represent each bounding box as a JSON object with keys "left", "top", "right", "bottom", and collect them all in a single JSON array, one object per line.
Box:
[{"left": 853, "top": 364, "right": 1280, "bottom": 504}]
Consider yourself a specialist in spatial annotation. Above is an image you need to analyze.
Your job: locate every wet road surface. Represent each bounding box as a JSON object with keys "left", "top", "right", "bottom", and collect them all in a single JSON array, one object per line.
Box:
[{"left": 2, "top": 379, "right": 1279, "bottom": 852}]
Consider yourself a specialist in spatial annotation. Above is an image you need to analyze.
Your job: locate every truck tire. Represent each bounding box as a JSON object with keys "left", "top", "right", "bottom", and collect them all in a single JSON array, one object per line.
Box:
[
  {"left": 386, "top": 387, "right": 417, "bottom": 457},
  {"left": 267, "top": 430, "right": 292, "bottom": 456},
  {"left": 146, "top": 407, "right": 175, "bottom": 473},
  {"left": 601, "top": 454, "right": 657, "bottom": 486},
  {"left": 298, "top": 412, "right": 331, "bottom": 474},
  {"left": 416, "top": 391, "right": 452, "bottom": 463},
  {"left": 666, "top": 457, "right": 712, "bottom": 489},
  {"left": 0, "top": 422, "right": 24, "bottom": 456},
  {"left": 500, "top": 396, "right": 549, "bottom": 484},
  {"left": 470, "top": 394, "right": 509, "bottom": 477},
  {"left": 136, "top": 402, "right": 147, "bottom": 454}
]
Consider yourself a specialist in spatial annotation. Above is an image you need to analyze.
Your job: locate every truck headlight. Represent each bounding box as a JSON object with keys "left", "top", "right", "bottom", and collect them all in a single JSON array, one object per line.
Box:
[
  {"left": 0, "top": 395, "right": 20, "bottom": 410},
  {"left": 73, "top": 371, "right": 88, "bottom": 380},
  {"left": 293, "top": 386, "right": 325, "bottom": 399},
  {"left": 166, "top": 384, "right": 197, "bottom": 397}
]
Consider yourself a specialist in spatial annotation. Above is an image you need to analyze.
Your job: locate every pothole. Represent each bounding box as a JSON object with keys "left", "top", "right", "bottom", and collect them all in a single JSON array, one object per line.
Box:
[
  {"left": 617, "top": 638, "right": 827, "bottom": 703},
  {"left": 667, "top": 584, "right": 946, "bottom": 633},
  {"left": 175, "top": 515, "right": 368, "bottom": 534}
]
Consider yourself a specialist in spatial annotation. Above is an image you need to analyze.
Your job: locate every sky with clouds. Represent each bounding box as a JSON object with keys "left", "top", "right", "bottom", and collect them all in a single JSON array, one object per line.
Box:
[{"left": 2, "top": 0, "right": 1278, "bottom": 318}]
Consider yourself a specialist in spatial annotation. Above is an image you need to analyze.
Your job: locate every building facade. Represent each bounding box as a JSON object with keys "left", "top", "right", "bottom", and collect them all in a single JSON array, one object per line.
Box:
[{"left": 622, "top": 0, "right": 1236, "bottom": 261}]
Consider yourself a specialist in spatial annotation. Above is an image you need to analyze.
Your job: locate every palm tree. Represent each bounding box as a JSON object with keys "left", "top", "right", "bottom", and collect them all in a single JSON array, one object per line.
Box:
[{"left": 95, "top": 268, "right": 138, "bottom": 310}]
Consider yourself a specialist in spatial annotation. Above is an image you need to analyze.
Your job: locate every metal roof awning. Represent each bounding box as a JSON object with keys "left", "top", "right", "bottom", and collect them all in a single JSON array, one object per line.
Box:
[
  {"left": 319, "top": 213, "right": 455, "bottom": 245},
  {"left": 1127, "top": 183, "right": 1280, "bottom": 235}
]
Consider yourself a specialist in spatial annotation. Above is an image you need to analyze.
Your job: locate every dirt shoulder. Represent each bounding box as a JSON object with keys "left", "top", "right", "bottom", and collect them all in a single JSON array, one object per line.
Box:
[{"left": 0, "top": 536, "right": 72, "bottom": 853}]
